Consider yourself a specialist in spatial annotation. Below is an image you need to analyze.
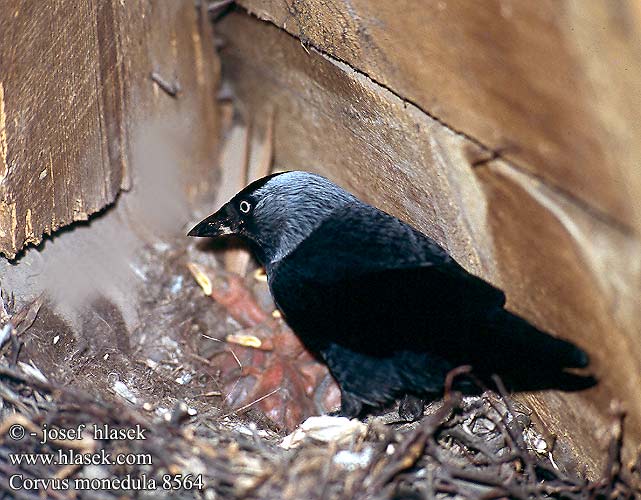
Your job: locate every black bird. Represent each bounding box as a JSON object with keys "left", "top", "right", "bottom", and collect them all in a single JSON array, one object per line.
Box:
[{"left": 189, "top": 171, "right": 591, "bottom": 419}]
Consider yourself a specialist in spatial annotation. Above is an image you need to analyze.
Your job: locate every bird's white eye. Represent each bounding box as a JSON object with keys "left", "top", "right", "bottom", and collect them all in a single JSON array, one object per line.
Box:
[{"left": 239, "top": 200, "right": 252, "bottom": 214}]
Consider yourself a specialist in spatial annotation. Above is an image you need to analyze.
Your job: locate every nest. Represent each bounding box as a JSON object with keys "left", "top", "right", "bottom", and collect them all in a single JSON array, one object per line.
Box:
[{"left": 0, "top": 338, "right": 639, "bottom": 499}]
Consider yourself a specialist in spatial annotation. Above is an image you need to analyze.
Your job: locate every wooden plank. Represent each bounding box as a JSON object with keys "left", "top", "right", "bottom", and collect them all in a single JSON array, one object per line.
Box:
[
  {"left": 0, "top": 1, "right": 125, "bottom": 258},
  {"left": 477, "top": 160, "right": 641, "bottom": 470},
  {"left": 0, "top": 0, "right": 220, "bottom": 258},
  {"left": 237, "top": 0, "right": 641, "bottom": 234},
  {"left": 217, "top": 12, "right": 641, "bottom": 467}
]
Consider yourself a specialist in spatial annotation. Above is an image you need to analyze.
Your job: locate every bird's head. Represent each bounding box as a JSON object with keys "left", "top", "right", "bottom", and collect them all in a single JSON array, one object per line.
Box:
[{"left": 188, "top": 171, "right": 356, "bottom": 266}]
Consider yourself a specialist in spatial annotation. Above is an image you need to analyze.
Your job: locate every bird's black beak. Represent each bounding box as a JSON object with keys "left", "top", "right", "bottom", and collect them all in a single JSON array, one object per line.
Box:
[{"left": 187, "top": 206, "right": 235, "bottom": 238}]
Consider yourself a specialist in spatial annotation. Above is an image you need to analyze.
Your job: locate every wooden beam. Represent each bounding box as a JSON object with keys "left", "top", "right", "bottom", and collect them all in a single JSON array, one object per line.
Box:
[
  {"left": 0, "top": 0, "right": 219, "bottom": 258},
  {"left": 237, "top": 0, "right": 641, "bottom": 235}
]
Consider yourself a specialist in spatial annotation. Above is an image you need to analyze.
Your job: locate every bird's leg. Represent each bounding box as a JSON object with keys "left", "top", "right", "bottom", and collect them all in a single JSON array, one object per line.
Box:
[
  {"left": 398, "top": 394, "right": 425, "bottom": 421},
  {"left": 339, "top": 391, "right": 363, "bottom": 418}
]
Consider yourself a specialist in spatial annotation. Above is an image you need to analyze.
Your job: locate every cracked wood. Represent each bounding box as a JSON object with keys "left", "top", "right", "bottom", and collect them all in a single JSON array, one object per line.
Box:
[{"left": 0, "top": 0, "right": 220, "bottom": 258}]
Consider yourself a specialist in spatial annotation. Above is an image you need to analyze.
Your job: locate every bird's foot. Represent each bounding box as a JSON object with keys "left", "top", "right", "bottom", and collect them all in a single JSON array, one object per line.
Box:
[
  {"left": 398, "top": 394, "right": 425, "bottom": 422},
  {"left": 338, "top": 392, "right": 364, "bottom": 419}
]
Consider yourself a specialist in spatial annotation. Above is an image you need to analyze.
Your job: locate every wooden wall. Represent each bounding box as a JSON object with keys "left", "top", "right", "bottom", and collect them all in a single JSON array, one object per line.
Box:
[
  {"left": 217, "top": 3, "right": 641, "bottom": 468},
  {"left": 239, "top": 0, "right": 641, "bottom": 234},
  {"left": 0, "top": 0, "right": 219, "bottom": 258}
]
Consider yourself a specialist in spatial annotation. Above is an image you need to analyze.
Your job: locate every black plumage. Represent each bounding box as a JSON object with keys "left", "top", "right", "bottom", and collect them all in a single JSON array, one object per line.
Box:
[{"left": 189, "top": 171, "right": 592, "bottom": 418}]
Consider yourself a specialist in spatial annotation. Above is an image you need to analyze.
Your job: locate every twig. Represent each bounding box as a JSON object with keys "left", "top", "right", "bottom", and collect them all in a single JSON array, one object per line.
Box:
[
  {"left": 444, "top": 364, "right": 472, "bottom": 397},
  {"left": 365, "top": 393, "right": 460, "bottom": 494},
  {"left": 220, "top": 386, "right": 281, "bottom": 418},
  {"left": 491, "top": 374, "right": 537, "bottom": 481}
]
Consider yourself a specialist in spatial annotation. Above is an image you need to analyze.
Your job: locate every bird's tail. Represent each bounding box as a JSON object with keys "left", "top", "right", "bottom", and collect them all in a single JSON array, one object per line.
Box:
[
  {"left": 485, "top": 308, "right": 588, "bottom": 368},
  {"left": 478, "top": 308, "right": 594, "bottom": 391}
]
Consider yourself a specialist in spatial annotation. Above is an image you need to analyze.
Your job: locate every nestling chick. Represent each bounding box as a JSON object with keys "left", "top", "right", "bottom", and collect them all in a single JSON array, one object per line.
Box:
[{"left": 189, "top": 171, "right": 592, "bottom": 419}]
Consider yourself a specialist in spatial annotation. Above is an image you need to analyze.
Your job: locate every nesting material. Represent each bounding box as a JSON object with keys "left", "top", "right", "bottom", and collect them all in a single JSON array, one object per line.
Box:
[
  {"left": 280, "top": 415, "right": 367, "bottom": 449},
  {"left": 0, "top": 357, "right": 639, "bottom": 499},
  {"left": 187, "top": 262, "right": 213, "bottom": 296}
]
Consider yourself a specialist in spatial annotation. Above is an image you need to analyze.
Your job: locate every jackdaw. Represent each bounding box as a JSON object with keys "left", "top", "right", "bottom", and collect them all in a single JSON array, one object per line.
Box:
[{"left": 189, "top": 171, "right": 592, "bottom": 419}]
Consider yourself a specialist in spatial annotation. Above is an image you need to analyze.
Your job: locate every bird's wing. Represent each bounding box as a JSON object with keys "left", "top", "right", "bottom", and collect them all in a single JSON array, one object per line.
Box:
[{"left": 273, "top": 201, "right": 505, "bottom": 310}]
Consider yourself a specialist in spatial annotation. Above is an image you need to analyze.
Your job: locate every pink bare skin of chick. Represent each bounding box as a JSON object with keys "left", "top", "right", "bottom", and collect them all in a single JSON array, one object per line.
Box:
[{"left": 201, "top": 266, "right": 341, "bottom": 431}]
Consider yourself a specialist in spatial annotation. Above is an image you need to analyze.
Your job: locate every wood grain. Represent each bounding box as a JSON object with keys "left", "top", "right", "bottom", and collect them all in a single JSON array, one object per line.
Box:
[
  {"left": 237, "top": 0, "right": 641, "bottom": 234},
  {"left": 217, "top": 12, "right": 641, "bottom": 468},
  {"left": 0, "top": 0, "right": 219, "bottom": 258}
]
